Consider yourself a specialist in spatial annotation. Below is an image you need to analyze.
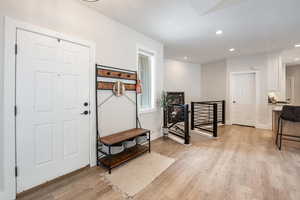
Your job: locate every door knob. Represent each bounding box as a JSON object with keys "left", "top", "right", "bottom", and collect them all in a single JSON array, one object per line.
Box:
[
  {"left": 83, "top": 102, "right": 89, "bottom": 107},
  {"left": 81, "top": 110, "right": 90, "bottom": 115},
  {"left": 233, "top": 101, "right": 236, "bottom": 104}
]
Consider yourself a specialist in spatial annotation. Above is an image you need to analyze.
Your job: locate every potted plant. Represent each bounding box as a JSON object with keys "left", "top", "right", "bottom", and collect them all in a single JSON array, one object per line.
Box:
[{"left": 160, "top": 91, "right": 168, "bottom": 137}]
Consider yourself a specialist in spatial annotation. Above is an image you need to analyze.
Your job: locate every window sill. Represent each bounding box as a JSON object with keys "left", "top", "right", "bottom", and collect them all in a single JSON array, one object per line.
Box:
[{"left": 139, "top": 108, "right": 157, "bottom": 114}]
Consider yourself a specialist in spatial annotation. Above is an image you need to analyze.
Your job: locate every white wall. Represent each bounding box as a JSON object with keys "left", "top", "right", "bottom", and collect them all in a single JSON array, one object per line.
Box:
[
  {"left": 200, "top": 53, "right": 278, "bottom": 129},
  {"left": 226, "top": 54, "right": 271, "bottom": 128},
  {"left": 0, "top": 0, "right": 164, "bottom": 198},
  {"left": 286, "top": 65, "right": 300, "bottom": 105},
  {"left": 201, "top": 60, "right": 227, "bottom": 101},
  {"left": 164, "top": 59, "right": 201, "bottom": 104}
]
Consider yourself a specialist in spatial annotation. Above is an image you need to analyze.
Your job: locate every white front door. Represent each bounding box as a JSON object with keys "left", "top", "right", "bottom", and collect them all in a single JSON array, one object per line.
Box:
[
  {"left": 16, "top": 29, "right": 91, "bottom": 193},
  {"left": 231, "top": 73, "right": 256, "bottom": 126}
]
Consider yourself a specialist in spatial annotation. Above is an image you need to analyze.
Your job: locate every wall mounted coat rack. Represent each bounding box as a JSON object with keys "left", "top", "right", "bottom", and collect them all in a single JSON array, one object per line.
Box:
[{"left": 95, "top": 64, "right": 151, "bottom": 174}]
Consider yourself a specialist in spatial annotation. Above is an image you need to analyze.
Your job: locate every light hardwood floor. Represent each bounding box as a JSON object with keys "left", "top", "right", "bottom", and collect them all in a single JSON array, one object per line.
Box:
[{"left": 18, "top": 126, "right": 300, "bottom": 200}]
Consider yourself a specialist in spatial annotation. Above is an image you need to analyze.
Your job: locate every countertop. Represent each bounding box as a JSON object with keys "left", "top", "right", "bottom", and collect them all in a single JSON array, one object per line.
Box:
[
  {"left": 272, "top": 107, "right": 283, "bottom": 112},
  {"left": 269, "top": 104, "right": 284, "bottom": 112},
  {"left": 269, "top": 102, "right": 291, "bottom": 112}
]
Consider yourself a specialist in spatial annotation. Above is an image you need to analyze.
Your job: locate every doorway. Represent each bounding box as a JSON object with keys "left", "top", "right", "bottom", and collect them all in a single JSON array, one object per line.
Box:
[
  {"left": 230, "top": 72, "right": 257, "bottom": 127},
  {"left": 3, "top": 18, "right": 96, "bottom": 199}
]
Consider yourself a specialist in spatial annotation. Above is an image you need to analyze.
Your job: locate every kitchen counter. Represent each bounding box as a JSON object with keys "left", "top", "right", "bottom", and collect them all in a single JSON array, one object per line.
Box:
[{"left": 268, "top": 103, "right": 289, "bottom": 111}]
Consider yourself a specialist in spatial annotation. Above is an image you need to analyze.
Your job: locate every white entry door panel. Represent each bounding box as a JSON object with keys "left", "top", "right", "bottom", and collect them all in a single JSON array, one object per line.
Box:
[
  {"left": 231, "top": 73, "right": 256, "bottom": 126},
  {"left": 58, "top": 39, "right": 90, "bottom": 177},
  {"left": 16, "top": 30, "right": 90, "bottom": 193}
]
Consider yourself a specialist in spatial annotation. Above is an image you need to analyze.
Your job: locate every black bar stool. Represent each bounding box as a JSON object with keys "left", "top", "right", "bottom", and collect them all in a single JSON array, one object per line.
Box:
[{"left": 276, "top": 105, "right": 300, "bottom": 150}]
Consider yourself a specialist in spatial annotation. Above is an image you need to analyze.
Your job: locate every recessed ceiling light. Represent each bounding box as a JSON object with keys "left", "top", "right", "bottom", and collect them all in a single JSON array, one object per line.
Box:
[
  {"left": 184, "top": 56, "right": 188, "bottom": 60},
  {"left": 295, "top": 44, "right": 300, "bottom": 48},
  {"left": 216, "top": 30, "right": 223, "bottom": 35},
  {"left": 229, "top": 48, "right": 235, "bottom": 52},
  {"left": 295, "top": 58, "right": 300, "bottom": 61}
]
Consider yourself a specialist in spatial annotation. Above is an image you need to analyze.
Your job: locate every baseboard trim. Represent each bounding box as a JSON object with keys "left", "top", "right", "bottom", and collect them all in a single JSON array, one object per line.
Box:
[
  {"left": 225, "top": 121, "right": 232, "bottom": 125},
  {"left": 255, "top": 123, "right": 272, "bottom": 130},
  {"left": 226, "top": 120, "right": 272, "bottom": 130},
  {"left": 151, "top": 131, "right": 162, "bottom": 141}
]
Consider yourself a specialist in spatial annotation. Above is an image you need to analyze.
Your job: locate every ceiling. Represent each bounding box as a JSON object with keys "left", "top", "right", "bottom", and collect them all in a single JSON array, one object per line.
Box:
[{"left": 81, "top": 0, "right": 300, "bottom": 64}]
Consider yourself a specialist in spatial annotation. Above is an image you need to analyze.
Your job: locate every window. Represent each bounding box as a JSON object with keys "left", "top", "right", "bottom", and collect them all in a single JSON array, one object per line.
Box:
[{"left": 138, "top": 50, "right": 154, "bottom": 112}]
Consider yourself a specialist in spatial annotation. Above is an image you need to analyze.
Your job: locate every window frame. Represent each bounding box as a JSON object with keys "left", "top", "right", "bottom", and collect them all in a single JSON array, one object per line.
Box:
[{"left": 137, "top": 46, "right": 156, "bottom": 114}]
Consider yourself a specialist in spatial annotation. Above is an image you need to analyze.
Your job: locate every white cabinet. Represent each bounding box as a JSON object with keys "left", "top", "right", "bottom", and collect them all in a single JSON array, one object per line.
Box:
[{"left": 267, "top": 53, "right": 282, "bottom": 92}]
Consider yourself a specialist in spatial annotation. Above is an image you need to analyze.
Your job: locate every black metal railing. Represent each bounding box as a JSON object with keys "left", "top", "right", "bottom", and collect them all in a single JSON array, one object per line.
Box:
[
  {"left": 191, "top": 100, "right": 225, "bottom": 137},
  {"left": 163, "top": 104, "right": 190, "bottom": 144}
]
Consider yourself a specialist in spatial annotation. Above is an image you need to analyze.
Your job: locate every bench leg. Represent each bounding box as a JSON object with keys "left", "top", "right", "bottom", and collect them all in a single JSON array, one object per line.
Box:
[{"left": 108, "top": 145, "right": 112, "bottom": 174}]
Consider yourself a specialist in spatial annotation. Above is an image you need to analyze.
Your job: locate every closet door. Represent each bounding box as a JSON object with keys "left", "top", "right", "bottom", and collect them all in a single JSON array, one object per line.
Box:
[
  {"left": 231, "top": 73, "right": 256, "bottom": 126},
  {"left": 16, "top": 29, "right": 90, "bottom": 193}
]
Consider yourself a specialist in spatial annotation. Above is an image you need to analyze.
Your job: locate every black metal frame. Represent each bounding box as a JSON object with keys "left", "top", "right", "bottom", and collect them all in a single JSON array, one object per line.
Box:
[
  {"left": 276, "top": 117, "right": 300, "bottom": 150},
  {"left": 95, "top": 64, "right": 150, "bottom": 173},
  {"left": 97, "top": 131, "right": 151, "bottom": 174},
  {"left": 164, "top": 104, "right": 190, "bottom": 144},
  {"left": 191, "top": 100, "right": 225, "bottom": 137},
  {"left": 163, "top": 92, "right": 190, "bottom": 144}
]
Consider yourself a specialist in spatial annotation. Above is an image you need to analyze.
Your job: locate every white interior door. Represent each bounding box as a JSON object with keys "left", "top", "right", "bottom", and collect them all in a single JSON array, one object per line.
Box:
[
  {"left": 231, "top": 73, "right": 256, "bottom": 126},
  {"left": 16, "top": 29, "right": 90, "bottom": 193}
]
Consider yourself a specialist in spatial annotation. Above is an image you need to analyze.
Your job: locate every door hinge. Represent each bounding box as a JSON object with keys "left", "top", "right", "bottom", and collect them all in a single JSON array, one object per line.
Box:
[
  {"left": 14, "top": 105, "right": 17, "bottom": 116},
  {"left": 15, "top": 44, "right": 18, "bottom": 55},
  {"left": 15, "top": 166, "right": 18, "bottom": 177}
]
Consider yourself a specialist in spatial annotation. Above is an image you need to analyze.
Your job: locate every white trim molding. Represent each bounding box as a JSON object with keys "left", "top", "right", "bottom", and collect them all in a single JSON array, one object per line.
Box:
[
  {"left": 3, "top": 16, "right": 96, "bottom": 199},
  {"left": 256, "top": 123, "right": 272, "bottom": 130},
  {"left": 136, "top": 44, "right": 157, "bottom": 114}
]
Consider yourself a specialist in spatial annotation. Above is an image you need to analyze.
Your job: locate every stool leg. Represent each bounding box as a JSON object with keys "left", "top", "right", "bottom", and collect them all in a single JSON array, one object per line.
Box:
[
  {"left": 279, "top": 119, "right": 283, "bottom": 150},
  {"left": 148, "top": 132, "right": 151, "bottom": 153},
  {"left": 275, "top": 117, "right": 281, "bottom": 146}
]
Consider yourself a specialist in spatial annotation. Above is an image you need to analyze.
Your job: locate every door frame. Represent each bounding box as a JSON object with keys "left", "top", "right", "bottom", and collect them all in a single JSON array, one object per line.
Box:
[
  {"left": 228, "top": 71, "right": 260, "bottom": 127},
  {"left": 3, "top": 16, "right": 96, "bottom": 199}
]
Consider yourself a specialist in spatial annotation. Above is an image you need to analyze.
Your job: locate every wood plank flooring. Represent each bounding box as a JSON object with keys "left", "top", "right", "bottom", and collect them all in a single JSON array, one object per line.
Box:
[{"left": 17, "top": 125, "right": 300, "bottom": 200}]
